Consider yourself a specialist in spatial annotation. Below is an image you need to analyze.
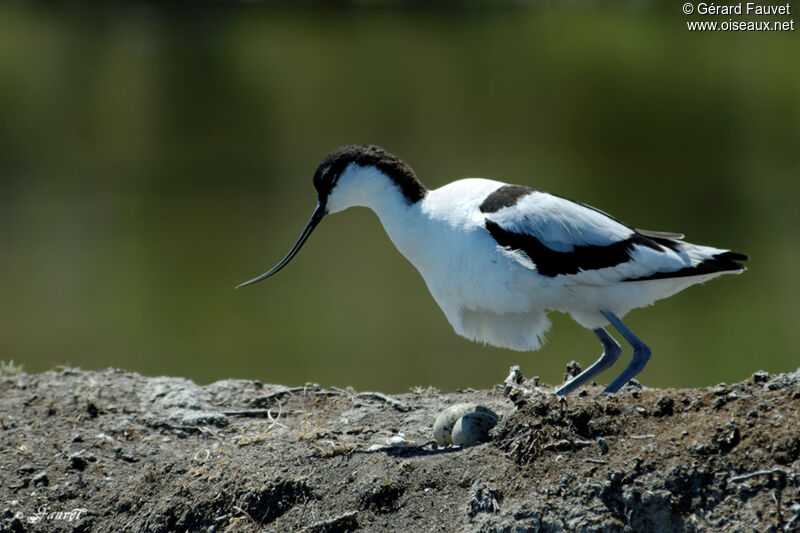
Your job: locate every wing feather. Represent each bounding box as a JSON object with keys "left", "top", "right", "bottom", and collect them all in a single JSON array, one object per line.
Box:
[
  {"left": 482, "top": 190, "right": 692, "bottom": 279},
  {"left": 485, "top": 191, "right": 634, "bottom": 252},
  {"left": 480, "top": 187, "right": 747, "bottom": 283}
]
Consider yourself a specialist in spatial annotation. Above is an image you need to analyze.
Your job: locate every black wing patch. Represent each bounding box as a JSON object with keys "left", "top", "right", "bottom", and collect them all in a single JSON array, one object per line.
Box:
[
  {"left": 479, "top": 185, "right": 535, "bottom": 213},
  {"left": 484, "top": 219, "right": 662, "bottom": 277}
]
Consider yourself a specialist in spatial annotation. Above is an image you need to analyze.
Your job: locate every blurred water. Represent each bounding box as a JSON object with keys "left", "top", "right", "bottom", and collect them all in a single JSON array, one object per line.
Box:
[{"left": 1, "top": 3, "right": 798, "bottom": 392}]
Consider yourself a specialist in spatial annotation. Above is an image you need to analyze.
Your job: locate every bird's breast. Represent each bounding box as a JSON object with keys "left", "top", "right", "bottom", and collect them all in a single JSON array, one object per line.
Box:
[{"left": 389, "top": 218, "right": 539, "bottom": 314}]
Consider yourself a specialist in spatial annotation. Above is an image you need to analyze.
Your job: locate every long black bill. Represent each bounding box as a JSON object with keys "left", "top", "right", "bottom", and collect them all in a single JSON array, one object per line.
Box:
[{"left": 236, "top": 204, "right": 326, "bottom": 289}]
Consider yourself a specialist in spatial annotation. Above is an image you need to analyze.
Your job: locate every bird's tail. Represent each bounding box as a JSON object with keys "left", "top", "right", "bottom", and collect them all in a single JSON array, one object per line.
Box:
[
  {"left": 626, "top": 230, "right": 748, "bottom": 282},
  {"left": 708, "top": 250, "right": 749, "bottom": 273}
]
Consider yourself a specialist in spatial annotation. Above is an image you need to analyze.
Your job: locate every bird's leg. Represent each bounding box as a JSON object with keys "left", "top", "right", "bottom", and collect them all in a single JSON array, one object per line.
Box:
[
  {"left": 601, "top": 310, "right": 652, "bottom": 393},
  {"left": 555, "top": 328, "right": 621, "bottom": 396}
]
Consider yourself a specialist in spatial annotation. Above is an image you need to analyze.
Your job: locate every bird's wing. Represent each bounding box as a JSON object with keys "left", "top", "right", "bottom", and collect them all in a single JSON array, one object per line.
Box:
[{"left": 480, "top": 187, "right": 691, "bottom": 280}]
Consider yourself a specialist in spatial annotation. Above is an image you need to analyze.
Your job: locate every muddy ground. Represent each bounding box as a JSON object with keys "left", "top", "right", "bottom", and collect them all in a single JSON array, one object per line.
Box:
[{"left": 1, "top": 366, "right": 799, "bottom": 533}]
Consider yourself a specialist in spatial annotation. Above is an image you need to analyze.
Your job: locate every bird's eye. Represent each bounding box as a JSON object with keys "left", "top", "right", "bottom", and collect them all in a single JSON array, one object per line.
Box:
[
  {"left": 320, "top": 166, "right": 337, "bottom": 186},
  {"left": 313, "top": 164, "right": 335, "bottom": 193},
  {"left": 327, "top": 168, "right": 339, "bottom": 184}
]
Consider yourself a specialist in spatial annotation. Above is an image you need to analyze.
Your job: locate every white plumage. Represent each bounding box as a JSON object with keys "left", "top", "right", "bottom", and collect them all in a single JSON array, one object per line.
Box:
[{"left": 240, "top": 145, "right": 748, "bottom": 394}]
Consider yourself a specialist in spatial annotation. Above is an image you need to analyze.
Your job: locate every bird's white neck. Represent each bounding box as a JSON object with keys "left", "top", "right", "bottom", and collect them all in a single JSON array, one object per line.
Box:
[{"left": 325, "top": 164, "right": 425, "bottom": 260}]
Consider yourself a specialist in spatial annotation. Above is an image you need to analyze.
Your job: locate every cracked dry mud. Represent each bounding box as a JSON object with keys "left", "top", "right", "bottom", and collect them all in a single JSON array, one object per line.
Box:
[{"left": 1, "top": 366, "right": 799, "bottom": 532}]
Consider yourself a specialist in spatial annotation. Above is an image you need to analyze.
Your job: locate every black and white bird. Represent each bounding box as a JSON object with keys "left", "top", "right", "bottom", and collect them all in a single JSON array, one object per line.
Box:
[{"left": 239, "top": 145, "right": 748, "bottom": 394}]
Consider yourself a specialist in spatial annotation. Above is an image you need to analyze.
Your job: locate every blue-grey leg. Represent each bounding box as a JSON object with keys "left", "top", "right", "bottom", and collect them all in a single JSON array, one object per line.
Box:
[
  {"left": 602, "top": 310, "right": 652, "bottom": 393},
  {"left": 555, "top": 328, "right": 621, "bottom": 396}
]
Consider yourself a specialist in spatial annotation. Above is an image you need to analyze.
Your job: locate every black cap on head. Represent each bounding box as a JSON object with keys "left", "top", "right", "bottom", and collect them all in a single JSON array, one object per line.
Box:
[{"left": 312, "top": 145, "right": 426, "bottom": 205}]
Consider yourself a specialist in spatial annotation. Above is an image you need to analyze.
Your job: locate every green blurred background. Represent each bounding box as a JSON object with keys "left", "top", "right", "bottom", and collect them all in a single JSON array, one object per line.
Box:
[{"left": 1, "top": 2, "right": 797, "bottom": 392}]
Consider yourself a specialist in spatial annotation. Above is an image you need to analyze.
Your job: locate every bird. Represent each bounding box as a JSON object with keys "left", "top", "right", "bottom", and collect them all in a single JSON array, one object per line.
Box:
[{"left": 238, "top": 145, "right": 748, "bottom": 394}]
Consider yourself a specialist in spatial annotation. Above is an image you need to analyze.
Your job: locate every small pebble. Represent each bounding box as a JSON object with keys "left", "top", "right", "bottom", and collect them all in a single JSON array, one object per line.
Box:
[{"left": 596, "top": 437, "right": 609, "bottom": 455}]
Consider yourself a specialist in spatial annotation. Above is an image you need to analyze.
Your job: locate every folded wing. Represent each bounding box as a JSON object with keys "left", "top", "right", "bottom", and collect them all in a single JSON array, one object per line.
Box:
[{"left": 480, "top": 187, "right": 747, "bottom": 282}]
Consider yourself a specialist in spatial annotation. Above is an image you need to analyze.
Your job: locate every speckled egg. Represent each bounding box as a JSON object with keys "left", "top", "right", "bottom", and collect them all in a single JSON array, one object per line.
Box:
[
  {"left": 433, "top": 403, "right": 499, "bottom": 447},
  {"left": 451, "top": 411, "right": 498, "bottom": 447}
]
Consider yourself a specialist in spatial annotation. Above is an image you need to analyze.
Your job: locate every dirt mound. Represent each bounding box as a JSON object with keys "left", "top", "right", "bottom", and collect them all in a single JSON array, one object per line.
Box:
[{"left": 1, "top": 367, "right": 798, "bottom": 532}]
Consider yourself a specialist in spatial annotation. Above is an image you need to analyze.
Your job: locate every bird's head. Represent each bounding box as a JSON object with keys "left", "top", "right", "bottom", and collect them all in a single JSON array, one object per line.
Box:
[{"left": 237, "top": 144, "right": 423, "bottom": 288}]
